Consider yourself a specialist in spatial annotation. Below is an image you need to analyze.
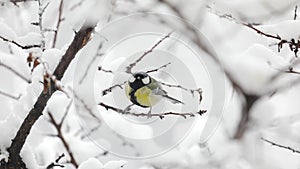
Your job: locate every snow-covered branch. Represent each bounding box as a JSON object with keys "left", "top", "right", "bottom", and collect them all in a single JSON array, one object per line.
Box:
[{"left": 2, "top": 25, "right": 94, "bottom": 169}]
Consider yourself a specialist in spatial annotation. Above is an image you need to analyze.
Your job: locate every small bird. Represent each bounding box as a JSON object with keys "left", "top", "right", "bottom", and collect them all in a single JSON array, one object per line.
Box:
[{"left": 125, "top": 72, "right": 183, "bottom": 117}]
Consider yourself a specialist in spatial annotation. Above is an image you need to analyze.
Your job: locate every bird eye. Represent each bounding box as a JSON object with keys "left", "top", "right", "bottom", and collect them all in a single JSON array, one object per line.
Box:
[{"left": 142, "top": 76, "right": 150, "bottom": 84}]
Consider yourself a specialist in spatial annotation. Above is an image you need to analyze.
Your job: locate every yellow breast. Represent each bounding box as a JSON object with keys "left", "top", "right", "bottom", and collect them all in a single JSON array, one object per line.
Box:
[
  {"left": 125, "top": 83, "right": 161, "bottom": 107},
  {"left": 134, "top": 87, "right": 153, "bottom": 107}
]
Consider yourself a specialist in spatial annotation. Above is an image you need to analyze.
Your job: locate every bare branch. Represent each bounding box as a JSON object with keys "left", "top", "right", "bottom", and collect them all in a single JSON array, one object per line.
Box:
[
  {"left": 48, "top": 112, "right": 78, "bottom": 168},
  {"left": 98, "top": 66, "right": 113, "bottom": 74},
  {"left": 0, "top": 61, "right": 31, "bottom": 83},
  {"left": 102, "top": 82, "right": 126, "bottom": 96},
  {"left": 10, "top": 0, "right": 37, "bottom": 6},
  {"left": 72, "top": 89, "right": 102, "bottom": 123},
  {"left": 59, "top": 99, "right": 72, "bottom": 126},
  {"left": 52, "top": 0, "right": 64, "bottom": 48},
  {"left": 0, "top": 35, "right": 41, "bottom": 49},
  {"left": 46, "top": 153, "right": 65, "bottom": 169},
  {"left": 79, "top": 41, "right": 105, "bottom": 84},
  {"left": 210, "top": 10, "right": 300, "bottom": 57},
  {"left": 125, "top": 32, "right": 172, "bottom": 74},
  {"left": 281, "top": 67, "right": 300, "bottom": 75},
  {"left": 70, "top": 0, "right": 86, "bottom": 11},
  {"left": 261, "top": 137, "right": 300, "bottom": 154},
  {"left": 0, "top": 90, "right": 21, "bottom": 100},
  {"left": 294, "top": 6, "right": 298, "bottom": 20},
  {"left": 115, "top": 134, "right": 140, "bottom": 156},
  {"left": 99, "top": 102, "right": 207, "bottom": 119},
  {"left": 37, "top": 0, "right": 50, "bottom": 50},
  {"left": 146, "top": 62, "right": 171, "bottom": 73},
  {"left": 95, "top": 151, "right": 109, "bottom": 159},
  {"left": 159, "top": 81, "right": 203, "bottom": 104},
  {"left": 80, "top": 123, "right": 102, "bottom": 139},
  {"left": 243, "top": 23, "right": 281, "bottom": 40}
]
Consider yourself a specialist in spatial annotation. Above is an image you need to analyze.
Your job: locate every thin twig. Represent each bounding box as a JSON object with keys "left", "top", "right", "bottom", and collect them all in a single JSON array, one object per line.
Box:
[
  {"left": 159, "top": 0, "right": 218, "bottom": 62},
  {"left": 275, "top": 67, "right": 300, "bottom": 75},
  {"left": 48, "top": 112, "right": 79, "bottom": 168},
  {"left": 243, "top": 23, "right": 281, "bottom": 40},
  {"left": 46, "top": 153, "right": 65, "bottom": 169},
  {"left": 99, "top": 102, "right": 206, "bottom": 119},
  {"left": 79, "top": 41, "right": 105, "bottom": 84},
  {"left": 100, "top": 63, "right": 171, "bottom": 96},
  {"left": 95, "top": 151, "right": 109, "bottom": 159},
  {"left": 0, "top": 61, "right": 31, "bottom": 83},
  {"left": 38, "top": 0, "right": 50, "bottom": 50},
  {"left": 59, "top": 100, "right": 73, "bottom": 126},
  {"left": 98, "top": 66, "right": 113, "bottom": 74},
  {"left": 70, "top": 0, "right": 86, "bottom": 11},
  {"left": 294, "top": 6, "right": 298, "bottom": 20},
  {"left": 125, "top": 32, "right": 172, "bottom": 74},
  {"left": 0, "top": 35, "right": 41, "bottom": 49},
  {"left": 80, "top": 123, "right": 102, "bottom": 139},
  {"left": 100, "top": 62, "right": 171, "bottom": 96},
  {"left": 210, "top": 9, "right": 300, "bottom": 57},
  {"left": 261, "top": 137, "right": 300, "bottom": 154},
  {"left": 146, "top": 62, "right": 171, "bottom": 73},
  {"left": 52, "top": 0, "right": 64, "bottom": 48},
  {"left": 10, "top": 0, "right": 37, "bottom": 5},
  {"left": 72, "top": 89, "right": 102, "bottom": 123},
  {"left": 115, "top": 133, "right": 140, "bottom": 156},
  {"left": 0, "top": 90, "right": 21, "bottom": 100},
  {"left": 102, "top": 82, "right": 126, "bottom": 96},
  {"left": 159, "top": 81, "right": 203, "bottom": 104}
]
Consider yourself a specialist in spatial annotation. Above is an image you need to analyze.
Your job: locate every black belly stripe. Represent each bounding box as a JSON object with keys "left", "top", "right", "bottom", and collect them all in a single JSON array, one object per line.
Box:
[{"left": 129, "top": 89, "right": 149, "bottom": 108}]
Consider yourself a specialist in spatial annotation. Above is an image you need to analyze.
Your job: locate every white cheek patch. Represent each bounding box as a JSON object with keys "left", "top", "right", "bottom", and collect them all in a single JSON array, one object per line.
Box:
[
  {"left": 142, "top": 76, "right": 150, "bottom": 84},
  {"left": 129, "top": 76, "right": 135, "bottom": 83}
]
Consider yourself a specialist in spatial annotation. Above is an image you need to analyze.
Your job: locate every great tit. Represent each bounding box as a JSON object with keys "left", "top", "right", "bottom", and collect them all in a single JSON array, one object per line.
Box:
[{"left": 125, "top": 72, "right": 183, "bottom": 116}]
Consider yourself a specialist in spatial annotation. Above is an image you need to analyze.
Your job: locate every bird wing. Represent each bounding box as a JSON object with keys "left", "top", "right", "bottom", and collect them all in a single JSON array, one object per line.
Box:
[{"left": 148, "top": 78, "right": 184, "bottom": 104}]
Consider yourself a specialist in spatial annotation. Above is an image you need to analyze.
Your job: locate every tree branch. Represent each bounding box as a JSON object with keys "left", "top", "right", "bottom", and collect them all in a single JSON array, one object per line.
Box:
[
  {"left": 102, "top": 82, "right": 126, "bottom": 96},
  {"left": 210, "top": 9, "right": 300, "bottom": 57},
  {"left": 145, "top": 62, "right": 171, "bottom": 73},
  {"left": 52, "top": 0, "right": 64, "bottom": 48},
  {"left": 159, "top": 81, "right": 203, "bottom": 104},
  {"left": 261, "top": 137, "right": 300, "bottom": 154},
  {"left": 48, "top": 112, "right": 78, "bottom": 168},
  {"left": 0, "top": 61, "right": 31, "bottom": 83},
  {"left": 79, "top": 40, "right": 105, "bottom": 84},
  {"left": 4, "top": 25, "right": 94, "bottom": 169},
  {"left": 0, "top": 35, "right": 41, "bottom": 50},
  {"left": 0, "top": 89, "right": 21, "bottom": 100},
  {"left": 233, "top": 94, "right": 258, "bottom": 139},
  {"left": 46, "top": 153, "right": 65, "bottom": 169},
  {"left": 294, "top": 6, "right": 298, "bottom": 20},
  {"left": 99, "top": 102, "right": 206, "bottom": 119},
  {"left": 125, "top": 32, "right": 172, "bottom": 74}
]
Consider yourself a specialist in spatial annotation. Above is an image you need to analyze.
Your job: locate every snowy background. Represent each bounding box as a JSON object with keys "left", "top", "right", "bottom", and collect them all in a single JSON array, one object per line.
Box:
[{"left": 1, "top": 0, "right": 300, "bottom": 168}]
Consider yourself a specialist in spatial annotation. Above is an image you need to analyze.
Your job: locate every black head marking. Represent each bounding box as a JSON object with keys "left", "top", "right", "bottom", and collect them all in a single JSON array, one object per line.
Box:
[{"left": 128, "top": 72, "right": 151, "bottom": 90}]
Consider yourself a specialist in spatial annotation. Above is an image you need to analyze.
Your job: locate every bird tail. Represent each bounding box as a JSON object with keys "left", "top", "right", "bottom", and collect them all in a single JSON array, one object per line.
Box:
[{"left": 163, "top": 95, "right": 184, "bottom": 104}]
